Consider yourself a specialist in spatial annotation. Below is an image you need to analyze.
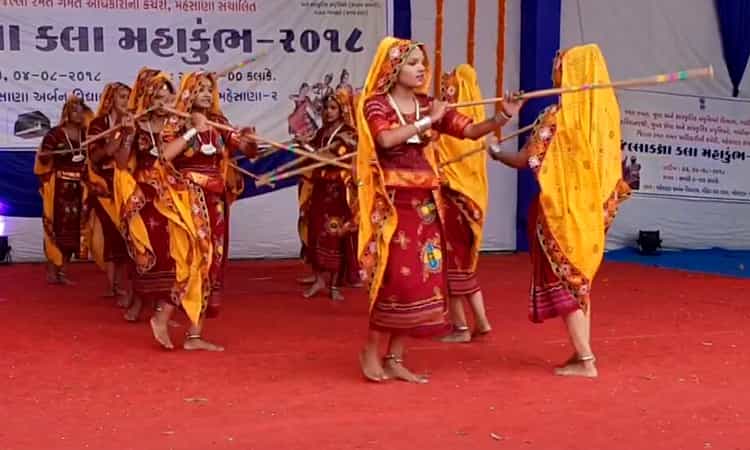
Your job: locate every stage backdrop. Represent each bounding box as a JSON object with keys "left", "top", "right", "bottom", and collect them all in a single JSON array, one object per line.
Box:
[
  {"left": 0, "top": 0, "right": 391, "bottom": 260},
  {"left": 0, "top": 0, "right": 523, "bottom": 262},
  {"left": 562, "top": 0, "right": 750, "bottom": 250}
]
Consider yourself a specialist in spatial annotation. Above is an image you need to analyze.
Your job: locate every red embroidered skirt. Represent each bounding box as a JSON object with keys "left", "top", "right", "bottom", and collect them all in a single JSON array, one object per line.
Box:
[
  {"left": 527, "top": 199, "right": 581, "bottom": 323},
  {"left": 370, "top": 187, "right": 450, "bottom": 338},
  {"left": 53, "top": 177, "right": 83, "bottom": 258},
  {"left": 131, "top": 185, "right": 176, "bottom": 305},
  {"left": 442, "top": 190, "right": 481, "bottom": 297},
  {"left": 306, "top": 177, "right": 352, "bottom": 274},
  {"left": 93, "top": 198, "right": 128, "bottom": 263}
]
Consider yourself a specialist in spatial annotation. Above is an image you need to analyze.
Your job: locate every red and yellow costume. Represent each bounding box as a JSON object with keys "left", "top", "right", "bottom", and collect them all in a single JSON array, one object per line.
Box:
[
  {"left": 114, "top": 69, "right": 210, "bottom": 325},
  {"left": 164, "top": 71, "right": 257, "bottom": 315},
  {"left": 34, "top": 97, "right": 91, "bottom": 270},
  {"left": 437, "top": 64, "right": 488, "bottom": 297},
  {"left": 86, "top": 82, "right": 131, "bottom": 269},
  {"left": 303, "top": 90, "right": 358, "bottom": 280},
  {"left": 356, "top": 38, "right": 476, "bottom": 337},
  {"left": 523, "top": 44, "right": 630, "bottom": 322}
]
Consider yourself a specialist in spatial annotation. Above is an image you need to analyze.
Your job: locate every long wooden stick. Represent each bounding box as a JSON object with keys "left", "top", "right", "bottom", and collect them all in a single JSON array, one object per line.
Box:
[
  {"left": 449, "top": 66, "right": 714, "bottom": 108},
  {"left": 256, "top": 153, "right": 355, "bottom": 186},
  {"left": 232, "top": 141, "right": 295, "bottom": 162},
  {"left": 439, "top": 123, "right": 536, "bottom": 168},
  {"left": 229, "top": 162, "right": 260, "bottom": 180},
  {"left": 37, "top": 146, "right": 89, "bottom": 156},
  {"left": 259, "top": 136, "right": 356, "bottom": 178},
  {"left": 260, "top": 155, "right": 306, "bottom": 177},
  {"left": 37, "top": 108, "right": 155, "bottom": 156},
  {"left": 214, "top": 52, "right": 268, "bottom": 79},
  {"left": 162, "top": 107, "right": 352, "bottom": 170}
]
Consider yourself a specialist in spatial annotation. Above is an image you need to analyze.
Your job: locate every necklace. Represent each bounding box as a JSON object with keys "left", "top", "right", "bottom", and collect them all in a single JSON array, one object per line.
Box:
[
  {"left": 387, "top": 93, "right": 422, "bottom": 144},
  {"left": 196, "top": 128, "right": 217, "bottom": 155}
]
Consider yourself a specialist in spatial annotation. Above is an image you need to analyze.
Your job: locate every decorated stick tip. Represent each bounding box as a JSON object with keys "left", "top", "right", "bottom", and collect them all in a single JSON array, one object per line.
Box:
[{"left": 708, "top": 65, "right": 715, "bottom": 79}]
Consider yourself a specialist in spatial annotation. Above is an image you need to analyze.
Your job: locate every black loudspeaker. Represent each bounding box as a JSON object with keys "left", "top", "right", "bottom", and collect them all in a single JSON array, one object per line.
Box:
[
  {"left": 637, "top": 230, "right": 662, "bottom": 255},
  {"left": 0, "top": 236, "right": 11, "bottom": 263}
]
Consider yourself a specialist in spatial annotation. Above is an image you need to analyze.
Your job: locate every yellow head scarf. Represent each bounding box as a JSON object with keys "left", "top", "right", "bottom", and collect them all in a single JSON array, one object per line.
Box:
[
  {"left": 436, "top": 64, "right": 487, "bottom": 270},
  {"left": 355, "top": 36, "right": 431, "bottom": 305},
  {"left": 128, "top": 67, "right": 161, "bottom": 113},
  {"left": 174, "top": 71, "right": 222, "bottom": 116},
  {"left": 535, "top": 43, "right": 630, "bottom": 292},
  {"left": 57, "top": 95, "right": 92, "bottom": 127},
  {"left": 95, "top": 82, "right": 131, "bottom": 118},
  {"left": 136, "top": 72, "right": 174, "bottom": 116}
]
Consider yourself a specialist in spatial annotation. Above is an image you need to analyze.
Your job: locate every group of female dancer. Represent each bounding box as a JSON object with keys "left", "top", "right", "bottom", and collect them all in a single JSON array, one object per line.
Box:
[{"left": 35, "top": 37, "right": 630, "bottom": 382}]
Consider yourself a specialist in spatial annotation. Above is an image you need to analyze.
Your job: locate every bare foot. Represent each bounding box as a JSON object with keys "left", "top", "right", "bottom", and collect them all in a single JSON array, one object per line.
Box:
[
  {"left": 183, "top": 337, "right": 224, "bottom": 352},
  {"left": 303, "top": 280, "right": 325, "bottom": 299},
  {"left": 359, "top": 349, "right": 387, "bottom": 382},
  {"left": 123, "top": 297, "right": 142, "bottom": 322},
  {"left": 149, "top": 316, "right": 174, "bottom": 350},
  {"left": 297, "top": 275, "right": 316, "bottom": 285},
  {"left": 473, "top": 322, "right": 492, "bottom": 337},
  {"left": 57, "top": 274, "right": 76, "bottom": 286},
  {"left": 116, "top": 290, "right": 132, "bottom": 308},
  {"left": 558, "top": 353, "right": 580, "bottom": 367},
  {"left": 46, "top": 266, "right": 61, "bottom": 284},
  {"left": 554, "top": 361, "right": 598, "bottom": 378},
  {"left": 440, "top": 330, "right": 472, "bottom": 343},
  {"left": 383, "top": 358, "right": 428, "bottom": 384},
  {"left": 330, "top": 288, "right": 344, "bottom": 302}
]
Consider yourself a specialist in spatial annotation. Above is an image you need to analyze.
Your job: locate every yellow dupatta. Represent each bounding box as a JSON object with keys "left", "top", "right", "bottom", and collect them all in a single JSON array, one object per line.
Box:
[
  {"left": 355, "top": 37, "right": 432, "bottom": 307},
  {"left": 534, "top": 44, "right": 630, "bottom": 297},
  {"left": 34, "top": 132, "right": 61, "bottom": 267},
  {"left": 436, "top": 64, "right": 488, "bottom": 271}
]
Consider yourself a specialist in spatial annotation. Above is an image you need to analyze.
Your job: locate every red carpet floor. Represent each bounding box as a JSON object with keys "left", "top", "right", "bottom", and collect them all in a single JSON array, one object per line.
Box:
[{"left": 1, "top": 254, "right": 748, "bottom": 450}]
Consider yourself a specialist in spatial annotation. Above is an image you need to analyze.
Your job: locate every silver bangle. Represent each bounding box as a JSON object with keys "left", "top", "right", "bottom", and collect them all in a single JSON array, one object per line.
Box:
[
  {"left": 489, "top": 143, "right": 502, "bottom": 154},
  {"left": 182, "top": 128, "right": 198, "bottom": 141},
  {"left": 414, "top": 116, "right": 433, "bottom": 133}
]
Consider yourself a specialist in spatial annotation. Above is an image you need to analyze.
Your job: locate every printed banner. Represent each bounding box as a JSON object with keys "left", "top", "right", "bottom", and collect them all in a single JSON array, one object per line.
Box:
[
  {"left": 0, "top": 0, "right": 388, "bottom": 149},
  {"left": 619, "top": 89, "right": 750, "bottom": 204}
]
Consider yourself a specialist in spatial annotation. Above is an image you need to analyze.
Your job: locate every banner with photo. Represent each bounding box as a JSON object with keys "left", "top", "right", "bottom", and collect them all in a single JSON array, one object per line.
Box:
[
  {"left": 619, "top": 90, "right": 750, "bottom": 205},
  {"left": 0, "top": 0, "right": 389, "bottom": 216}
]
